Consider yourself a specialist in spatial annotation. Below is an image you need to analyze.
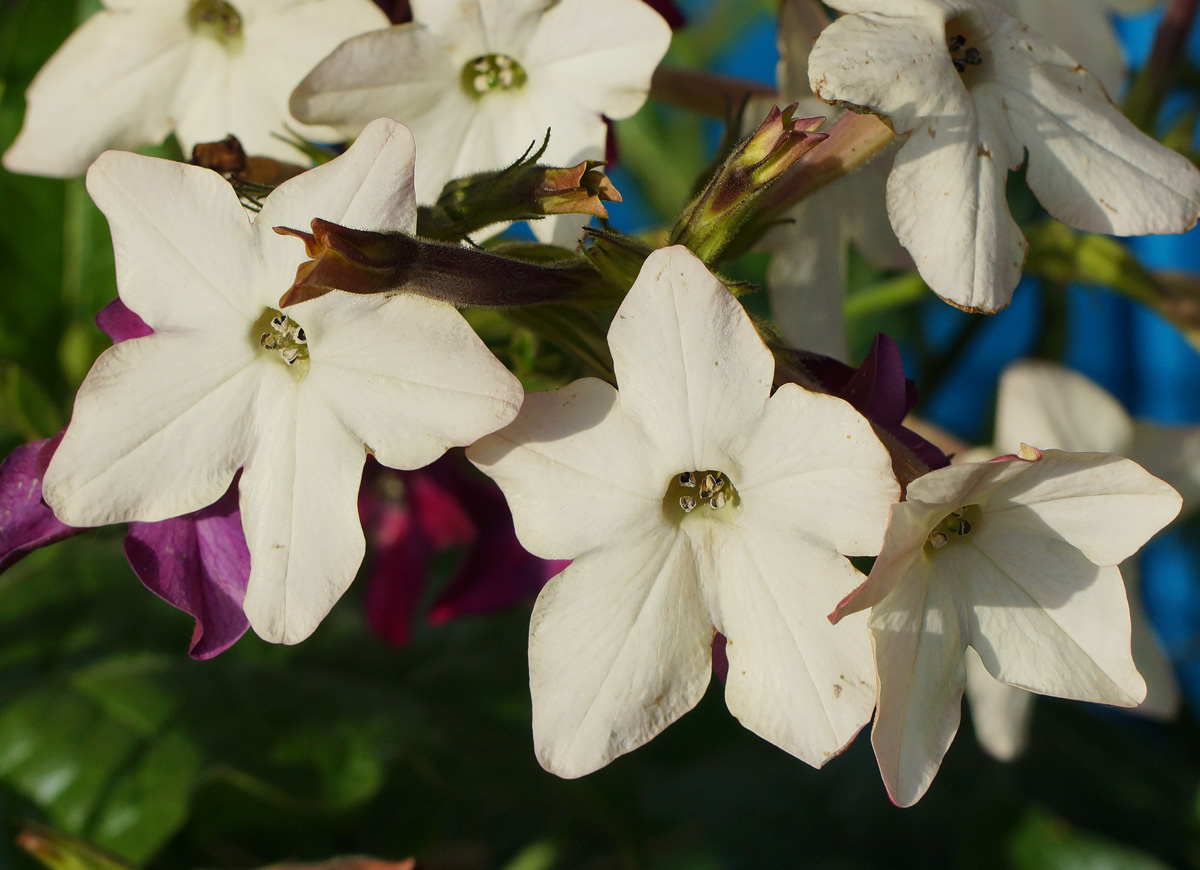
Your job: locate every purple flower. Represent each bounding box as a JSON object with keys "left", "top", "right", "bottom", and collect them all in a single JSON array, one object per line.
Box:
[
  {"left": 0, "top": 299, "right": 251, "bottom": 658},
  {"left": 362, "top": 457, "right": 565, "bottom": 646}
]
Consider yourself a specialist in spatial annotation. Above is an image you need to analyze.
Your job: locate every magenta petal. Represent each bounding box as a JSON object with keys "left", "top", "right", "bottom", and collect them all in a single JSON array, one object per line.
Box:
[
  {"left": 407, "top": 470, "right": 476, "bottom": 550},
  {"left": 124, "top": 483, "right": 250, "bottom": 660},
  {"left": 364, "top": 505, "right": 432, "bottom": 647},
  {"left": 0, "top": 436, "right": 81, "bottom": 572},
  {"left": 95, "top": 298, "right": 153, "bottom": 344},
  {"left": 427, "top": 475, "right": 562, "bottom": 625}
]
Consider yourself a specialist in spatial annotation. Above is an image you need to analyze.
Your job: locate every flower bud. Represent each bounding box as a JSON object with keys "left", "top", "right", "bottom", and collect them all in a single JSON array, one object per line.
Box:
[{"left": 669, "top": 104, "right": 827, "bottom": 263}]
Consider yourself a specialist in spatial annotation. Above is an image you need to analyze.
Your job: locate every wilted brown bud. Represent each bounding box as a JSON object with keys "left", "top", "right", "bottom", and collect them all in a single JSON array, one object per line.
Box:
[{"left": 276, "top": 219, "right": 612, "bottom": 309}]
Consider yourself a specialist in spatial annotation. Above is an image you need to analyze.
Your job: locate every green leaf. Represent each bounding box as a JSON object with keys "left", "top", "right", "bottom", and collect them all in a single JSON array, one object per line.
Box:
[{"left": 1009, "top": 809, "right": 1175, "bottom": 870}]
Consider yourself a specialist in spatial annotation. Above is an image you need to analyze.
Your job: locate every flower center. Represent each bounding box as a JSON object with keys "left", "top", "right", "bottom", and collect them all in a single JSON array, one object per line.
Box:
[
  {"left": 663, "top": 470, "right": 740, "bottom": 523},
  {"left": 188, "top": 0, "right": 243, "bottom": 48},
  {"left": 926, "top": 504, "right": 981, "bottom": 552},
  {"left": 254, "top": 309, "right": 309, "bottom": 376},
  {"left": 461, "top": 54, "right": 527, "bottom": 96},
  {"left": 945, "top": 17, "right": 989, "bottom": 82}
]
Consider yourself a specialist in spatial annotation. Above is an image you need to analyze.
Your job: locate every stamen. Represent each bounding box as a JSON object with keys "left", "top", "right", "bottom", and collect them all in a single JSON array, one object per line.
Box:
[
  {"left": 680, "top": 496, "right": 697, "bottom": 512},
  {"left": 187, "top": 0, "right": 243, "bottom": 47},
  {"left": 254, "top": 309, "right": 310, "bottom": 371},
  {"left": 926, "top": 504, "right": 980, "bottom": 551},
  {"left": 665, "top": 468, "right": 738, "bottom": 521},
  {"left": 461, "top": 53, "right": 528, "bottom": 96},
  {"left": 680, "top": 472, "right": 696, "bottom": 488},
  {"left": 709, "top": 491, "right": 727, "bottom": 510}
]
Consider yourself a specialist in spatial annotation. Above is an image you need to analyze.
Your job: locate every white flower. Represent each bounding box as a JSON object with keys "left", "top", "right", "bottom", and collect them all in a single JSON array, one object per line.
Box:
[
  {"left": 991, "top": 0, "right": 1160, "bottom": 97},
  {"left": 289, "top": 0, "right": 672, "bottom": 244},
  {"left": 808, "top": 0, "right": 1200, "bottom": 313},
  {"left": 2, "top": 0, "right": 389, "bottom": 178},
  {"left": 961, "top": 359, "right": 1198, "bottom": 760},
  {"left": 42, "top": 119, "right": 523, "bottom": 644},
  {"left": 468, "top": 245, "right": 900, "bottom": 778},
  {"left": 758, "top": 0, "right": 908, "bottom": 361},
  {"left": 833, "top": 444, "right": 1182, "bottom": 806}
]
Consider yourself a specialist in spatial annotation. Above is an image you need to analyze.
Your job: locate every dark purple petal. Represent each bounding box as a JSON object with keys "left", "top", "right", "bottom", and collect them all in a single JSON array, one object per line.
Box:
[
  {"left": 839, "top": 334, "right": 914, "bottom": 426},
  {"left": 364, "top": 503, "right": 433, "bottom": 647},
  {"left": 95, "top": 298, "right": 152, "bottom": 344},
  {"left": 428, "top": 472, "right": 562, "bottom": 625},
  {"left": 643, "top": 0, "right": 685, "bottom": 29},
  {"left": 125, "top": 483, "right": 250, "bottom": 660},
  {"left": 373, "top": 0, "right": 411, "bottom": 23},
  {"left": 0, "top": 434, "right": 80, "bottom": 572}
]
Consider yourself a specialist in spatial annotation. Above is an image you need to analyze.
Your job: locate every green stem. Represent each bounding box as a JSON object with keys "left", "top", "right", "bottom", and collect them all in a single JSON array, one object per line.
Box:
[{"left": 845, "top": 272, "right": 927, "bottom": 320}]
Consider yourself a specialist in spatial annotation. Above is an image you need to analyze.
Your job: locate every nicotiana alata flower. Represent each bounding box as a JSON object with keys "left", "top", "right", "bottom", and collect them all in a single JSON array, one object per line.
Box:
[
  {"left": 2, "top": 0, "right": 389, "bottom": 178},
  {"left": 42, "top": 118, "right": 523, "bottom": 644},
  {"left": 991, "top": 0, "right": 1159, "bottom": 97},
  {"left": 289, "top": 0, "right": 672, "bottom": 243},
  {"left": 962, "top": 360, "right": 1198, "bottom": 760},
  {"left": 807, "top": 0, "right": 1200, "bottom": 313},
  {"left": 833, "top": 445, "right": 1182, "bottom": 806},
  {"left": 468, "top": 245, "right": 900, "bottom": 777}
]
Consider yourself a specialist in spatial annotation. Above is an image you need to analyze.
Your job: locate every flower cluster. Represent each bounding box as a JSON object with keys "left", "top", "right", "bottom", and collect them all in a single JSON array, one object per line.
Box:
[{"left": 1, "top": 0, "right": 1197, "bottom": 816}]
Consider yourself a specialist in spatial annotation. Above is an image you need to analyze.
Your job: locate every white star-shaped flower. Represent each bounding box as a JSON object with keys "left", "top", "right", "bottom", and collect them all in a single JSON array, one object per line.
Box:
[
  {"left": 289, "top": 0, "right": 672, "bottom": 244},
  {"left": 807, "top": 0, "right": 1200, "bottom": 313},
  {"left": 833, "top": 444, "right": 1182, "bottom": 806},
  {"left": 3, "top": 0, "right": 389, "bottom": 178},
  {"left": 468, "top": 245, "right": 900, "bottom": 777},
  {"left": 42, "top": 118, "right": 523, "bottom": 644},
  {"left": 961, "top": 360, "right": 1198, "bottom": 760}
]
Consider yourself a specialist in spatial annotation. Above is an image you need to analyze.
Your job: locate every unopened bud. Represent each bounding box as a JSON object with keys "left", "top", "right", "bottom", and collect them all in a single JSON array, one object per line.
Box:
[
  {"left": 670, "top": 104, "right": 827, "bottom": 263},
  {"left": 418, "top": 134, "right": 623, "bottom": 242}
]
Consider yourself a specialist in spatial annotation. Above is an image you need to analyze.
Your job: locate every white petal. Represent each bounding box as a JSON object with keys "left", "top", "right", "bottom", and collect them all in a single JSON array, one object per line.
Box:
[
  {"left": 523, "top": 0, "right": 671, "bottom": 119},
  {"left": 239, "top": 367, "right": 368, "bottom": 644},
  {"left": 256, "top": 117, "right": 419, "bottom": 240},
  {"left": 529, "top": 529, "right": 712, "bottom": 778},
  {"left": 993, "top": 0, "right": 1129, "bottom": 96},
  {"left": 85, "top": 152, "right": 261, "bottom": 330},
  {"left": 305, "top": 292, "right": 522, "bottom": 470},
  {"left": 692, "top": 518, "right": 877, "bottom": 768},
  {"left": 962, "top": 529, "right": 1145, "bottom": 706},
  {"left": 984, "top": 450, "right": 1182, "bottom": 566},
  {"left": 609, "top": 246, "right": 775, "bottom": 473},
  {"left": 288, "top": 23, "right": 462, "bottom": 140},
  {"left": 1131, "top": 422, "right": 1200, "bottom": 520},
  {"left": 868, "top": 553, "right": 967, "bottom": 808},
  {"left": 736, "top": 384, "right": 898, "bottom": 557},
  {"left": 2, "top": 10, "right": 190, "bottom": 177},
  {"left": 1004, "top": 62, "right": 1200, "bottom": 236},
  {"left": 994, "top": 360, "right": 1134, "bottom": 455},
  {"left": 885, "top": 100, "right": 1027, "bottom": 312},
  {"left": 964, "top": 647, "right": 1034, "bottom": 762},
  {"left": 808, "top": 5, "right": 962, "bottom": 135},
  {"left": 468, "top": 378, "right": 667, "bottom": 560},
  {"left": 44, "top": 334, "right": 258, "bottom": 525}
]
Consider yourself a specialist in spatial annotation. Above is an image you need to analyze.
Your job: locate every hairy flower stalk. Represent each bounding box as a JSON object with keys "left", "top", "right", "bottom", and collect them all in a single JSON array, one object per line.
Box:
[
  {"left": 670, "top": 104, "right": 828, "bottom": 263},
  {"left": 276, "top": 220, "right": 616, "bottom": 308}
]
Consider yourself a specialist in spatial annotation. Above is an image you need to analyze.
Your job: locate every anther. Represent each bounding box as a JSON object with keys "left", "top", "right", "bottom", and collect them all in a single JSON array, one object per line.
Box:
[
  {"left": 930, "top": 530, "right": 949, "bottom": 549},
  {"left": 679, "top": 472, "right": 696, "bottom": 488},
  {"left": 709, "top": 491, "right": 727, "bottom": 510},
  {"left": 680, "top": 496, "right": 697, "bottom": 512}
]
